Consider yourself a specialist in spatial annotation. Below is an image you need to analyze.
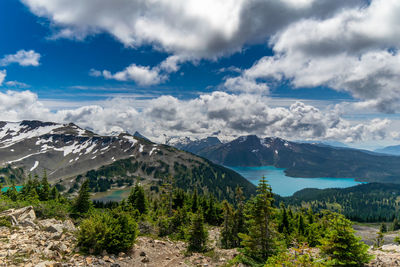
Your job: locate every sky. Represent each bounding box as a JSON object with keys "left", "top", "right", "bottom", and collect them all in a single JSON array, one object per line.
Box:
[{"left": 1, "top": 0, "right": 400, "bottom": 149}]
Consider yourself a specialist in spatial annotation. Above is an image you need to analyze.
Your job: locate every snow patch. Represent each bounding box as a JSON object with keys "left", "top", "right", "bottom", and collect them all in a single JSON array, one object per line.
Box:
[
  {"left": 149, "top": 147, "right": 158, "bottom": 156},
  {"left": 30, "top": 161, "right": 39, "bottom": 172},
  {"left": 123, "top": 135, "right": 138, "bottom": 145}
]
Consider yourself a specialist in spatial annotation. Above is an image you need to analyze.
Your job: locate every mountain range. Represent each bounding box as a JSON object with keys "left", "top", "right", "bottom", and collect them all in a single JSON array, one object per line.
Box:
[
  {"left": 375, "top": 145, "right": 400, "bottom": 156},
  {"left": 169, "top": 135, "right": 400, "bottom": 183},
  {"left": 0, "top": 120, "right": 256, "bottom": 201}
]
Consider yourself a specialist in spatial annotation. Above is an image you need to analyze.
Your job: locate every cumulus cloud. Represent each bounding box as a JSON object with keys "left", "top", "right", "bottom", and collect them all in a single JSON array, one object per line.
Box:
[
  {"left": 100, "top": 64, "right": 166, "bottom": 86},
  {"left": 0, "top": 70, "right": 6, "bottom": 86},
  {"left": 0, "top": 50, "right": 41, "bottom": 67},
  {"left": 227, "top": 0, "right": 400, "bottom": 112},
  {"left": 224, "top": 76, "right": 269, "bottom": 94},
  {"left": 0, "top": 90, "right": 389, "bottom": 143},
  {"left": 21, "top": 0, "right": 359, "bottom": 59}
]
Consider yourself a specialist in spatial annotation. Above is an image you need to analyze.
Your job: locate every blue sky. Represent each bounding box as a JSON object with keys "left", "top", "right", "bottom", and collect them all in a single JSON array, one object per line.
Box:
[{"left": 0, "top": 0, "right": 399, "bottom": 149}]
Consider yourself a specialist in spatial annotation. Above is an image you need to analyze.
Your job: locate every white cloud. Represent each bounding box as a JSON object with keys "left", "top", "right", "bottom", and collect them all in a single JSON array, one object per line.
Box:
[
  {"left": 226, "top": 0, "right": 400, "bottom": 112},
  {"left": 21, "top": 0, "right": 359, "bottom": 59},
  {"left": 224, "top": 76, "right": 269, "bottom": 94},
  {"left": 100, "top": 64, "right": 166, "bottom": 86},
  {"left": 0, "top": 50, "right": 41, "bottom": 67},
  {"left": 0, "top": 89, "right": 389, "bottom": 143},
  {"left": 0, "top": 70, "right": 6, "bottom": 86}
]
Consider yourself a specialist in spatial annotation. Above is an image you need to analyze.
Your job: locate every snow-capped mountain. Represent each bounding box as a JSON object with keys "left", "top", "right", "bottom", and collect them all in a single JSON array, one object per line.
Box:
[
  {"left": 169, "top": 134, "right": 400, "bottom": 183},
  {"left": 0, "top": 120, "right": 255, "bottom": 200}
]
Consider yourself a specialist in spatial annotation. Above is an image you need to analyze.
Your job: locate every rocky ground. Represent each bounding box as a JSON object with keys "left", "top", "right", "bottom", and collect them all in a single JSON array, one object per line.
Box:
[
  {"left": 3, "top": 206, "right": 400, "bottom": 266},
  {"left": 0, "top": 207, "right": 237, "bottom": 267}
]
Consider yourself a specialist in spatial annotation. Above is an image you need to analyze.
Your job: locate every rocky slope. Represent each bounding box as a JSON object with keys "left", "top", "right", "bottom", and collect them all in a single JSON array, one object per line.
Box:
[
  {"left": 0, "top": 207, "right": 237, "bottom": 267},
  {"left": 172, "top": 135, "right": 400, "bottom": 183},
  {"left": 0, "top": 120, "right": 256, "bottom": 200}
]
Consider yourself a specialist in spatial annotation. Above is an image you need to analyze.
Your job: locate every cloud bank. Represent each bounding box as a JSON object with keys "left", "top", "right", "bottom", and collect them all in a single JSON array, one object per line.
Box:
[{"left": 0, "top": 90, "right": 390, "bottom": 143}]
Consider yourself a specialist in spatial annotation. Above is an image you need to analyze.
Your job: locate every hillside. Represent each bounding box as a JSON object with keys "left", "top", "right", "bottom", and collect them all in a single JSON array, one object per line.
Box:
[
  {"left": 172, "top": 135, "right": 400, "bottom": 183},
  {"left": 0, "top": 120, "right": 256, "bottom": 201},
  {"left": 277, "top": 183, "right": 400, "bottom": 222}
]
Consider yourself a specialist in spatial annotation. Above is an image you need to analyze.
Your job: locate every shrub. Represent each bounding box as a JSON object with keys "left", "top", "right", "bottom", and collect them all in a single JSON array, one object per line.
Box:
[
  {"left": 77, "top": 210, "right": 137, "bottom": 254},
  {"left": 0, "top": 216, "right": 11, "bottom": 228}
]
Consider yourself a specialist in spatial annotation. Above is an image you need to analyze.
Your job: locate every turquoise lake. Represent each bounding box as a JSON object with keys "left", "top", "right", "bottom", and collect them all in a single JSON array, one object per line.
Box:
[
  {"left": 91, "top": 166, "right": 365, "bottom": 202},
  {"left": 228, "top": 166, "right": 364, "bottom": 197}
]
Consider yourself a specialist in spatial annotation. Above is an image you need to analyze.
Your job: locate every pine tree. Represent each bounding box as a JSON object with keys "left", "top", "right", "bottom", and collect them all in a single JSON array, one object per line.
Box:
[
  {"left": 239, "top": 176, "right": 277, "bottom": 262},
  {"left": 297, "top": 214, "right": 305, "bottom": 235},
  {"left": 50, "top": 186, "right": 59, "bottom": 200},
  {"left": 6, "top": 183, "right": 18, "bottom": 201},
  {"left": 191, "top": 189, "right": 199, "bottom": 213},
  {"left": 220, "top": 200, "right": 235, "bottom": 248},
  {"left": 128, "top": 183, "right": 148, "bottom": 214},
  {"left": 380, "top": 223, "right": 387, "bottom": 233},
  {"left": 187, "top": 213, "right": 208, "bottom": 252},
  {"left": 39, "top": 171, "right": 50, "bottom": 201},
  {"left": 319, "top": 213, "right": 372, "bottom": 266},
  {"left": 278, "top": 203, "right": 290, "bottom": 234},
  {"left": 72, "top": 180, "right": 92, "bottom": 214},
  {"left": 233, "top": 186, "right": 246, "bottom": 247}
]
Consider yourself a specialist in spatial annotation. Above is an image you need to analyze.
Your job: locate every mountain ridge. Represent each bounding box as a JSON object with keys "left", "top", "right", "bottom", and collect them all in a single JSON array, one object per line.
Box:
[
  {"left": 168, "top": 134, "right": 400, "bottom": 183},
  {"left": 0, "top": 120, "right": 256, "bottom": 201}
]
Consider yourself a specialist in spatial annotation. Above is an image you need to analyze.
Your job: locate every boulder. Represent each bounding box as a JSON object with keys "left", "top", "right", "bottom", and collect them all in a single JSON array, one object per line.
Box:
[{"left": 0, "top": 206, "right": 36, "bottom": 226}]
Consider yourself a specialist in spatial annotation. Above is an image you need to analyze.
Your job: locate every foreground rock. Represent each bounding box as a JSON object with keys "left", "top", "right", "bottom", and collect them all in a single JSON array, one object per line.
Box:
[
  {"left": 0, "top": 207, "right": 237, "bottom": 266},
  {"left": 368, "top": 244, "right": 400, "bottom": 266}
]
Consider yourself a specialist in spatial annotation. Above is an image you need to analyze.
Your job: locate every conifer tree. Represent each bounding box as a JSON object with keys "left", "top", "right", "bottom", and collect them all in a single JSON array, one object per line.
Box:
[
  {"left": 50, "top": 186, "right": 59, "bottom": 200},
  {"left": 187, "top": 212, "right": 208, "bottom": 252},
  {"left": 278, "top": 203, "right": 290, "bottom": 234},
  {"left": 128, "top": 183, "right": 148, "bottom": 214},
  {"left": 233, "top": 186, "right": 246, "bottom": 247},
  {"left": 380, "top": 222, "right": 387, "bottom": 233},
  {"left": 239, "top": 176, "right": 277, "bottom": 262},
  {"left": 298, "top": 214, "right": 305, "bottom": 235},
  {"left": 39, "top": 171, "right": 50, "bottom": 201},
  {"left": 319, "top": 213, "right": 372, "bottom": 266},
  {"left": 191, "top": 188, "right": 199, "bottom": 213},
  {"left": 72, "top": 180, "right": 92, "bottom": 214},
  {"left": 220, "top": 200, "right": 235, "bottom": 248},
  {"left": 6, "top": 183, "right": 18, "bottom": 201}
]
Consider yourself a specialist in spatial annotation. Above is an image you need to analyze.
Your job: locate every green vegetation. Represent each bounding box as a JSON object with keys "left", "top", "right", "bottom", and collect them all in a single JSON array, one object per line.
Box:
[
  {"left": 73, "top": 156, "right": 256, "bottom": 203},
  {"left": 0, "top": 172, "right": 374, "bottom": 265},
  {"left": 77, "top": 209, "right": 138, "bottom": 254},
  {"left": 278, "top": 183, "right": 400, "bottom": 222}
]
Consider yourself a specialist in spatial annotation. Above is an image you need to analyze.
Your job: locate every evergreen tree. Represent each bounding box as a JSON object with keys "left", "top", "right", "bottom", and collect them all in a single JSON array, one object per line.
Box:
[
  {"left": 187, "top": 212, "right": 208, "bottom": 252},
  {"left": 6, "top": 183, "right": 18, "bottom": 201},
  {"left": 374, "top": 231, "right": 384, "bottom": 248},
  {"left": 160, "top": 175, "right": 173, "bottom": 216},
  {"left": 191, "top": 189, "right": 199, "bottom": 213},
  {"left": 39, "top": 171, "right": 50, "bottom": 201},
  {"left": 239, "top": 177, "right": 277, "bottom": 262},
  {"left": 380, "top": 222, "right": 387, "bottom": 233},
  {"left": 72, "top": 180, "right": 92, "bottom": 214},
  {"left": 50, "top": 186, "right": 59, "bottom": 200},
  {"left": 319, "top": 213, "right": 372, "bottom": 266},
  {"left": 233, "top": 186, "right": 246, "bottom": 247},
  {"left": 128, "top": 183, "right": 148, "bottom": 214},
  {"left": 297, "top": 214, "right": 305, "bottom": 235},
  {"left": 220, "top": 200, "right": 235, "bottom": 248},
  {"left": 278, "top": 203, "right": 290, "bottom": 234}
]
